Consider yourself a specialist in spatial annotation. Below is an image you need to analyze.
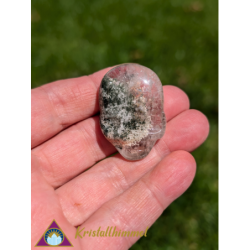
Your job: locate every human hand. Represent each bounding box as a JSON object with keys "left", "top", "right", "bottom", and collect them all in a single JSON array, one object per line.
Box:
[{"left": 31, "top": 67, "right": 209, "bottom": 249}]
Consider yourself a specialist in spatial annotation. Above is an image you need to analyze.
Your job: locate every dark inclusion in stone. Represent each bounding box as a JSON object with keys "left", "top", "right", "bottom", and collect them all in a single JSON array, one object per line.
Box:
[{"left": 99, "top": 63, "right": 166, "bottom": 160}]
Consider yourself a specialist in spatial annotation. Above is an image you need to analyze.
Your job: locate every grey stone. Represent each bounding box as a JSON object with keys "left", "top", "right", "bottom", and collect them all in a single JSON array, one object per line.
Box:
[{"left": 99, "top": 63, "right": 166, "bottom": 160}]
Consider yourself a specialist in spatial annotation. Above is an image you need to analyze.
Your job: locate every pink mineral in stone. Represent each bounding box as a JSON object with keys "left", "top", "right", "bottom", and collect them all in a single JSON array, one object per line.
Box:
[{"left": 99, "top": 63, "right": 166, "bottom": 160}]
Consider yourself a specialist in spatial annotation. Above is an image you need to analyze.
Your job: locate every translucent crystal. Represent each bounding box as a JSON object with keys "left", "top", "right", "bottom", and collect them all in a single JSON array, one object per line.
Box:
[{"left": 99, "top": 63, "right": 166, "bottom": 160}]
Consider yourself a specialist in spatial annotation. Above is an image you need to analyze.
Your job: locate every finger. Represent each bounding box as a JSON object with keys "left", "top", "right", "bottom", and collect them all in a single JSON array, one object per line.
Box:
[
  {"left": 33, "top": 86, "right": 190, "bottom": 187},
  {"left": 76, "top": 151, "right": 196, "bottom": 250},
  {"left": 31, "top": 67, "right": 113, "bottom": 148},
  {"left": 56, "top": 109, "right": 209, "bottom": 226}
]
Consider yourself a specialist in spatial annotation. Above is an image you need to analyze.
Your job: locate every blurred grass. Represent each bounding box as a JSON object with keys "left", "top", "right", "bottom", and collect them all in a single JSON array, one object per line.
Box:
[{"left": 32, "top": 0, "right": 218, "bottom": 249}]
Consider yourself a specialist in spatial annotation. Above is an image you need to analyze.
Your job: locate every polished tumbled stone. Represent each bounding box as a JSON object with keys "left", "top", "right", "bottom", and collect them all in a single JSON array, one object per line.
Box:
[{"left": 99, "top": 63, "right": 166, "bottom": 160}]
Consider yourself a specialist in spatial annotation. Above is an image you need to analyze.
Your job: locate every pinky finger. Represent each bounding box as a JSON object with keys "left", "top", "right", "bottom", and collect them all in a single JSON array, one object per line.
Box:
[{"left": 76, "top": 150, "right": 196, "bottom": 250}]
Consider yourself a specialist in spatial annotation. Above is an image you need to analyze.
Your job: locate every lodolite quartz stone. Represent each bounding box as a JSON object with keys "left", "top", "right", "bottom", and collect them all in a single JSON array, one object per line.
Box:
[{"left": 99, "top": 63, "right": 166, "bottom": 160}]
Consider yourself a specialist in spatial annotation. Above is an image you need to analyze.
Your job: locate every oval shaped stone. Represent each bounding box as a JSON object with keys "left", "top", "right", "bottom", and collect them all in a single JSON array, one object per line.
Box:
[{"left": 99, "top": 63, "right": 166, "bottom": 160}]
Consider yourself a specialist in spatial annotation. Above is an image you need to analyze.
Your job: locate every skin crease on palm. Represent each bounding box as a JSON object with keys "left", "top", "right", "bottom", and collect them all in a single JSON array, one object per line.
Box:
[{"left": 31, "top": 66, "right": 209, "bottom": 250}]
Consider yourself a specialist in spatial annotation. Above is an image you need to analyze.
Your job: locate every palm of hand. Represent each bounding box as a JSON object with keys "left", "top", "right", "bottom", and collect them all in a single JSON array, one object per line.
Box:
[{"left": 31, "top": 67, "right": 209, "bottom": 249}]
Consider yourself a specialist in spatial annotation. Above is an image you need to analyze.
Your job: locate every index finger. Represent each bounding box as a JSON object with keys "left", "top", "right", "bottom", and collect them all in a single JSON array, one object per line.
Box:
[{"left": 31, "top": 67, "right": 113, "bottom": 148}]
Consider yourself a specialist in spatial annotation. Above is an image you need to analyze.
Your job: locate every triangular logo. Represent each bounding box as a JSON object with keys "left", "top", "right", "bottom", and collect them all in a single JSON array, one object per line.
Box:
[{"left": 35, "top": 220, "right": 73, "bottom": 247}]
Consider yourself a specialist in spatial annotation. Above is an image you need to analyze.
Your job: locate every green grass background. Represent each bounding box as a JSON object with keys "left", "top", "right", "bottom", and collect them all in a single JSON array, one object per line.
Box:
[{"left": 32, "top": 0, "right": 218, "bottom": 249}]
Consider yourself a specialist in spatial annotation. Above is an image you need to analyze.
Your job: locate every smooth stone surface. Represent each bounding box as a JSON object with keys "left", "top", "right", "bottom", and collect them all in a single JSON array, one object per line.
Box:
[{"left": 99, "top": 63, "right": 166, "bottom": 160}]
